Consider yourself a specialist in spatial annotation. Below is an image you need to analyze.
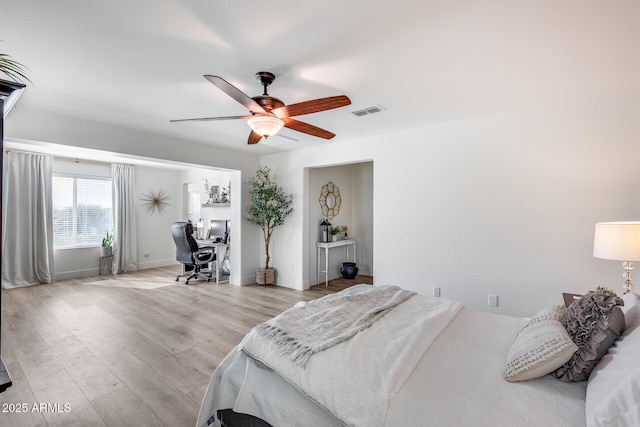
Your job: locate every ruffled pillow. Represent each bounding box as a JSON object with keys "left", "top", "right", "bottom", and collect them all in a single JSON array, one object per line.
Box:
[{"left": 552, "top": 290, "right": 625, "bottom": 382}]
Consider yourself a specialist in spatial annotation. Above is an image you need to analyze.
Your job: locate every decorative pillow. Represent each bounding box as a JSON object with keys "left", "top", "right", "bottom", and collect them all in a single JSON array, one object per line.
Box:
[
  {"left": 552, "top": 290, "right": 625, "bottom": 382},
  {"left": 504, "top": 306, "right": 578, "bottom": 382}
]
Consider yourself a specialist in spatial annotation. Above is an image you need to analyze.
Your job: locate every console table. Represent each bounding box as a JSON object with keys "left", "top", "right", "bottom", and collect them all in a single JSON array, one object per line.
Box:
[{"left": 316, "top": 239, "right": 357, "bottom": 286}]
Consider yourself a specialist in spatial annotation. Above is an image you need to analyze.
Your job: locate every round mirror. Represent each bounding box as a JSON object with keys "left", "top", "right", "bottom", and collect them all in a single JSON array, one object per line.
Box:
[{"left": 319, "top": 181, "right": 341, "bottom": 219}]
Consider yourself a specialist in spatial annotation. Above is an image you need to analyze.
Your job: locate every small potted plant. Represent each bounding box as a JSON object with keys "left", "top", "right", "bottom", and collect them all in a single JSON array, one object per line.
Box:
[
  {"left": 331, "top": 226, "right": 341, "bottom": 242},
  {"left": 100, "top": 231, "right": 114, "bottom": 256},
  {"left": 341, "top": 225, "right": 349, "bottom": 239}
]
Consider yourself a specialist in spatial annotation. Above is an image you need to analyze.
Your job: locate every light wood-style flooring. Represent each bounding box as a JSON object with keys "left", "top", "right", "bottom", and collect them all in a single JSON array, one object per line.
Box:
[{"left": 0, "top": 266, "right": 372, "bottom": 426}]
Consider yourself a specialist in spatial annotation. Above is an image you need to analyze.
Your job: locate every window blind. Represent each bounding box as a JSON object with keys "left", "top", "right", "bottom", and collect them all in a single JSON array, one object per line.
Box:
[{"left": 52, "top": 176, "right": 113, "bottom": 247}]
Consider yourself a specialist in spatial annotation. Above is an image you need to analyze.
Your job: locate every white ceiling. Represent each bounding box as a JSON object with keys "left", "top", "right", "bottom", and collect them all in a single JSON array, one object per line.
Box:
[{"left": 2, "top": 1, "right": 639, "bottom": 156}]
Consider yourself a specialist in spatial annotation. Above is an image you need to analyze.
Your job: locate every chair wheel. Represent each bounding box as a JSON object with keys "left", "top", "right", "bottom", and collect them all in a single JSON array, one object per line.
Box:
[{"left": 207, "top": 278, "right": 211, "bottom": 282}]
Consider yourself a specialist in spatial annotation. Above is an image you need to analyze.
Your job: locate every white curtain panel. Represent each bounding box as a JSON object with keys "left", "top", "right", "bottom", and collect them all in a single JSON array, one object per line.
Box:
[
  {"left": 111, "top": 163, "right": 138, "bottom": 274},
  {"left": 2, "top": 151, "right": 55, "bottom": 288}
]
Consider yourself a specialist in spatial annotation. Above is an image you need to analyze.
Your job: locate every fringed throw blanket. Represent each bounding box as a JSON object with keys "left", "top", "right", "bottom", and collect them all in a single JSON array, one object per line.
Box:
[
  {"left": 239, "top": 290, "right": 463, "bottom": 426},
  {"left": 252, "top": 284, "right": 416, "bottom": 366}
]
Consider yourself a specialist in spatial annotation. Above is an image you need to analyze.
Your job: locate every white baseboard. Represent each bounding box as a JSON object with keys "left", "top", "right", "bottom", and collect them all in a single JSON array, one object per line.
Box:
[
  {"left": 55, "top": 268, "right": 101, "bottom": 281},
  {"left": 137, "top": 259, "right": 177, "bottom": 270},
  {"left": 55, "top": 259, "right": 178, "bottom": 281},
  {"left": 276, "top": 276, "right": 307, "bottom": 290},
  {"left": 231, "top": 273, "right": 263, "bottom": 286}
]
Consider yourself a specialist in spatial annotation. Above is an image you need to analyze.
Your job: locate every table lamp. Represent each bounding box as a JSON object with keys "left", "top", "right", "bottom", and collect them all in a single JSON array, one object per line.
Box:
[{"left": 593, "top": 221, "right": 640, "bottom": 294}]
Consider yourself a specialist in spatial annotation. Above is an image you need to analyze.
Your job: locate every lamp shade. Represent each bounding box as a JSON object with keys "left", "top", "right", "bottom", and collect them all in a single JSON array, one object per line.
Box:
[
  {"left": 247, "top": 115, "right": 284, "bottom": 137},
  {"left": 593, "top": 221, "right": 640, "bottom": 261}
]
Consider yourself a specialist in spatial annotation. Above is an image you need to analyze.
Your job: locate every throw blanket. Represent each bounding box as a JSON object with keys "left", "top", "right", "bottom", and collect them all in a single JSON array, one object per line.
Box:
[
  {"left": 241, "top": 291, "right": 463, "bottom": 427},
  {"left": 252, "top": 284, "right": 416, "bottom": 366}
]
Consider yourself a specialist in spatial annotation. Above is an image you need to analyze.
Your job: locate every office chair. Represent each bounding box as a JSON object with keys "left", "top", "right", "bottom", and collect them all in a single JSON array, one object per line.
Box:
[{"left": 171, "top": 221, "right": 216, "bottom": 284}]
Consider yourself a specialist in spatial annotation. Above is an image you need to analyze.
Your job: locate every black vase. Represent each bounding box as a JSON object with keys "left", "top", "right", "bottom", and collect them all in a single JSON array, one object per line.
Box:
[{"left": 341, "top": 262, "right": 359, "bottom": 280}]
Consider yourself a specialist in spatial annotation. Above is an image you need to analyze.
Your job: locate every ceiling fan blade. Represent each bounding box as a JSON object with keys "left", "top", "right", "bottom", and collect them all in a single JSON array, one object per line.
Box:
[
  {"left": 170, "top": 115, "right": 252, "bottom": 123},
  {"left": 282, "top": 118, "right": 335, "bottom": 139},
  {"left": 248, "top": 131, "right": 262, "bottom": 145},
  {"left": 204, "top": 75, "right": 266, "bottom": 114},
  {"left": 272, "top": 95, "right": 351, "bottom": 118}
]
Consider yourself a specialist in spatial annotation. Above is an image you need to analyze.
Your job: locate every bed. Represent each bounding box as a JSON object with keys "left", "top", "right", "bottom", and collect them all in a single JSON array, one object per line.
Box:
[{"left": 197, "top": 285, "right": 640, "bottom": 427}]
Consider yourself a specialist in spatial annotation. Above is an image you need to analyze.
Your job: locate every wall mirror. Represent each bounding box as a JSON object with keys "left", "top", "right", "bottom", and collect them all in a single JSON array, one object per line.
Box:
[{"left": 319, "top": 181, "right": 341, "bottom": 219}]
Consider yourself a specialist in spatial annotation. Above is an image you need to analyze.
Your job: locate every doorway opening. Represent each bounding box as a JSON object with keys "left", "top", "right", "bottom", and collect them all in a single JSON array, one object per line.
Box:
[{"left": 307, "top": 161, "right": 373, "bottom": 287}]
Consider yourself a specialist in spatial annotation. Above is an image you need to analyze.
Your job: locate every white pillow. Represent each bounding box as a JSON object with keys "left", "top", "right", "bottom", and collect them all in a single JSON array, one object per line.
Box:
[
  {"left": 620, "top": 292, "right": 640, "bottom": 329},
  {"left": 586, "top": 323, "right": 640, "bottom": 426},
  {"left": 504, "top": 306, "right": 578, "bottom": 382},
  {"left": 590, "top": 367, "right": 640, "bottom": 427}
]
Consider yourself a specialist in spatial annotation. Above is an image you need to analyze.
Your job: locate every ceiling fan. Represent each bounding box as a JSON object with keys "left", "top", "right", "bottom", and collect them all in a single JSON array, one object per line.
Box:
[{"left": 171, "top": 72, "right": 351, "bottom": 145}]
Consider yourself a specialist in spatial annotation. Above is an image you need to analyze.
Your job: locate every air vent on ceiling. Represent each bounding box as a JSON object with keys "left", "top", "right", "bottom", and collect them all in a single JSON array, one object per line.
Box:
[
  {"left": 261, "top": 133, "right": 299, "bottom": 146},
  {"left": 351, "top": 105, "right": 384, "bottom": 117}
]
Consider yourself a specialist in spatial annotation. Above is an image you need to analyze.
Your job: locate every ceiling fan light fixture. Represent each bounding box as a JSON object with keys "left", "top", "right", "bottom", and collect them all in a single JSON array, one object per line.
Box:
[
  {"left": 247, "top": 115, "right": 284, "bottom": 138},
  {"left": 172, "top": 73, "right": 350, "bottom": 142}
]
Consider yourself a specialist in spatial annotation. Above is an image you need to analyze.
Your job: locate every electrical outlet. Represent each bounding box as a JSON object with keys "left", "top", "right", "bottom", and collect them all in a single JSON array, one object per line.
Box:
[
  {"left": 433, "top": 287, "right": 441, "bottom": 297},
  {"left": 488, "top": 294, "right": 498, "bottom": 307}
]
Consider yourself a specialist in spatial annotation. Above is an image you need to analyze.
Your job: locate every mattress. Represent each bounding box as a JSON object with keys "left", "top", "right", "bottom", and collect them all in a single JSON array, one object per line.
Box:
[
  {"left": 386, "top": 307, "right": 586, "bottom": 426},
  {"left": 197, "top": 303, "right": 586, "bottom": 427}
]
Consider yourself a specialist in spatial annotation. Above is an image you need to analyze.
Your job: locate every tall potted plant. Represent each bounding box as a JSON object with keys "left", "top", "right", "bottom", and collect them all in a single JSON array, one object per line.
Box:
[{"left": 246, "top": 166, "right": 293, "bottom": 285}]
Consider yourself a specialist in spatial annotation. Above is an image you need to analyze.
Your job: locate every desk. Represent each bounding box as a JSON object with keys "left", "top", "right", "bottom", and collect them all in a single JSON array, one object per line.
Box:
[
  {"left": 197, "top": 240, "right": 229, "bottom": 284},
  {"left": 316, "top": 239, "right": 356, "bottom": 286}
]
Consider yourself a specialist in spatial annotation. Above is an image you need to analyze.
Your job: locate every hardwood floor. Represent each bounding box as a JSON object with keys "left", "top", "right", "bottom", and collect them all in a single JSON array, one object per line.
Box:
[{"left": 0, "top": 266, "right": 372, "bottom": 426}]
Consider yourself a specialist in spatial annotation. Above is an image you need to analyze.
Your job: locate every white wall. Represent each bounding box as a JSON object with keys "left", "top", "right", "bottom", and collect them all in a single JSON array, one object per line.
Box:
[
  {"left": 351, "top": 162, "right": 373, "bottom": 276},
  {"left": 6, "top": 107, "right": 261, "bottom": 285},
  {"left": 135, "top": 166, "right": 182, "bottom": 270},
  {"left": 262, "top": 93, "right": 640, "bottom": 317}
]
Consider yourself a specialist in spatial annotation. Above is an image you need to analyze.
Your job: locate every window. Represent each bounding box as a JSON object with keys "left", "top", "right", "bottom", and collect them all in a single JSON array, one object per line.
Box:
[
  {"left": 52, "top": 175, "right": 113, "bottom": 248},
  {"left": 190, "top": 191, "right": 201, "bottom": 223}
]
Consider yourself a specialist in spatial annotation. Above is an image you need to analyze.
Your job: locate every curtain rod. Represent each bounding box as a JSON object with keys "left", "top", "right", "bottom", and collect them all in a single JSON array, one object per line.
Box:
[{"left": 4, "top": 149, "right": 111, "bottom": 166}]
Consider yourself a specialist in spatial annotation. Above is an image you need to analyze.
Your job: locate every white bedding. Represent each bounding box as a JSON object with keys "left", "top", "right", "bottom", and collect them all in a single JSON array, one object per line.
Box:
[
  {"left": 386, "top": 307, "right": 586, "bottom": 426},
  {"left": 241, "top": 295, "right": 462, "bottom": 427},
  {"left": 197, "top": 299, "right": 587, "bottom": 427}
]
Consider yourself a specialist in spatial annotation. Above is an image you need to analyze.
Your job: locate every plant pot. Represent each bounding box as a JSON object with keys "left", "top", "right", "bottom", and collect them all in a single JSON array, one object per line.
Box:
[
  {"left": 341, "top": 262, "right": 359, "bottom": 280},
  {"left": 332, "top": 235, "right": 338, "bottom": 242},
  {"left": 256, "top": 268, "right": 275, "bottom": 286},
  {"left": 100, "top": 246, "right": 113, "bottom": 256}
]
